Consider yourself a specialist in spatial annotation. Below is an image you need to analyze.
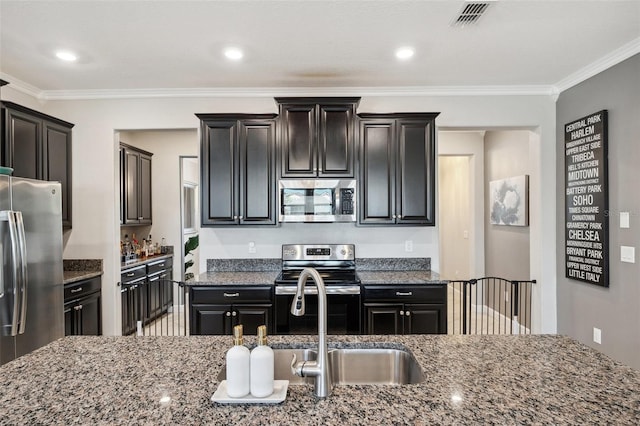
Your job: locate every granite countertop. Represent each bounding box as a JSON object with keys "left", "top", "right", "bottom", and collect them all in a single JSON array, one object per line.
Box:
[
  {"left": 1, "top": 334, "right": 638, "bottom": 424},
  {"left": 357, "top": 270, "right": 445, "bottom": 285},
  {"left": 63, "top": 270, "right": 103, "bottom": 285},
  {"left": 187, "top": 271, "right": 279, "bottom": 286},
  {"left": 121, "top": 253, "right": 173, "bottom": 270},
  {"left": 63, "top": 259, "right": 103, "bottom": 285}
]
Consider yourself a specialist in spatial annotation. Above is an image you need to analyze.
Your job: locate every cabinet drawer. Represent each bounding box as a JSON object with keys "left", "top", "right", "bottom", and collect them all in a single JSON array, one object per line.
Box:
[
  {"left": 64, "top": 276, "right": 101, "bottom": 302},
  {"left": 363, "top": 285, "right": 446, "bottom": 303},
  {"left": 147, "top": 258, "right": 171, "bottom": 275},
  {"left": 191, "top": 286, "right": 273, "bottom": 304},
  {"left": 121, "top": 265, "right": 146, "bottom": 283}
]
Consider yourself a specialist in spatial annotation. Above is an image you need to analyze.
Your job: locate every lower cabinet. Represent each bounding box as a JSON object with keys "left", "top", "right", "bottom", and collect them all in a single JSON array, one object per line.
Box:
[
  {"left": 363, "top": 285, "right": 447, "bottom": 334},
  {"left": 189, "top": 286, "right": 273, "bottom": 336},
  {"left": 120, "top": 256, "right": 174, "bottom": 335},
  {"left": 64, "top": 276, "right": 102, "bottom": 336}
]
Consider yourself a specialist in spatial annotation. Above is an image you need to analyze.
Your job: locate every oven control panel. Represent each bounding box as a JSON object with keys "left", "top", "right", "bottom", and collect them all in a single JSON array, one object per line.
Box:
[{"left": 282, "top": 244, "right": 355, "bottom": 261}]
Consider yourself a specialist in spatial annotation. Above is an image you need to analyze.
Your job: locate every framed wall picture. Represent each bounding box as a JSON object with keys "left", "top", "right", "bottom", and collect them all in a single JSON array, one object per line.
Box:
[{"left": 489, "top": 175, "right": 529, "bottom": 226}]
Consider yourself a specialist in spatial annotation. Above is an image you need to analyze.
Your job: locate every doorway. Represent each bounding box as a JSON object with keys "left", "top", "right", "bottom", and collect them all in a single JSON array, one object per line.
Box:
[{"left": 180, "top": 156, "right": 200, "bottom": 281}]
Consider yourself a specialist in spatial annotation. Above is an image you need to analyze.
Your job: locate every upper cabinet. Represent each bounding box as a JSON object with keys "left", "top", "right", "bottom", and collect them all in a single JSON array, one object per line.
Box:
[
  {"left": 197, "top": 114, "right": 277, "bottom": 226},
  {"left": 358, "top": 113, "right": 439, "bottom": 226},
  {"left": 276, "top": 97, "right": 360, "bottom": 178},
  {"left": 120, "top": 143, "right": 153, "bottom": 226},
  {"left": 1, "top": 101, "right": 74, "bottom": 228}
]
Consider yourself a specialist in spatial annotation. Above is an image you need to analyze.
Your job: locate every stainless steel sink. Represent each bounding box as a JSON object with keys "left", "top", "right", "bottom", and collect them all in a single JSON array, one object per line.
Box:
[{"left": 218, "top": 346, "right": 425, "bottom": 385}]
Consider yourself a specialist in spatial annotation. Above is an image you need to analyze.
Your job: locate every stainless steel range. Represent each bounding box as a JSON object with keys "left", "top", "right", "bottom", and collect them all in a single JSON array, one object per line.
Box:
[{"left": 274, "top": 244, "right": 361, "bottom": 335}]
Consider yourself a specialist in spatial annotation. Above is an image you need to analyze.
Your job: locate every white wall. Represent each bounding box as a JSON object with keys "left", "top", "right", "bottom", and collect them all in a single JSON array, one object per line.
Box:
[{"left": 0, "top": 87, "right": 557, "bottom": 335}]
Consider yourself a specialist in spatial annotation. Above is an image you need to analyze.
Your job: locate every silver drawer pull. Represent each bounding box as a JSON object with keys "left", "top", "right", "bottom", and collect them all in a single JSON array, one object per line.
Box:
[
  {"left": 70, "top": 287, "right": 83, "bottom": 293},
  {"left": 396, "top": 291, "right": 413, "bottom": 296},
  {"left": 224, "top": 292, "right": 240, "bottom": 298},
  {"left": 226, "top": 312, "right": 231, "bottom": 317},
  {"left": 232, "top": 311, "right": 237, "bottom": 317},
  {"left": 127, "top": 272, "right": 135, "bottom": 277}
]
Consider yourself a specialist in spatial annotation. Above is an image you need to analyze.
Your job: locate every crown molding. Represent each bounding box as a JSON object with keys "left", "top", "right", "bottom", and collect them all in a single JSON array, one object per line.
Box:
[
  {"left": 0, "top": 73, "right": 43, "bottom": 99},
  {"left": 35, "top": 84, "right": 556, "bottom": 101},
  {"left": 554, "top": 37, "right": 640, "bottom": 94}
]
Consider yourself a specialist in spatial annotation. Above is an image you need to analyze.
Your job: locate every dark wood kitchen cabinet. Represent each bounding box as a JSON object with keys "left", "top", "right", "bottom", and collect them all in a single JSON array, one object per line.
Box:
[
  {"left": 189, "top": 286, "right": 273, "bottom": 335},
  {"left": 197, "top": 114, "right": 277, "bottom": 226},
  {"left": 358, "top": 113, "right": 439, "bottom": 226},
  {"left": 120, "top": 256, "right": 174, "bottom": 335},
  {"left": 120, "top": 143, "right": 152, "bottom": 225},
  {"left": 276, "top": 97, "right": 360, "bottom": 178},
  {"left": 64, "top": 276, "right": 102, "bottom": 336},
  {"left": 1, "top": 101, "right": 74, "bottom": 228},
  {"left": 362, "top": 285, "right": 447, "bottom": 334}
]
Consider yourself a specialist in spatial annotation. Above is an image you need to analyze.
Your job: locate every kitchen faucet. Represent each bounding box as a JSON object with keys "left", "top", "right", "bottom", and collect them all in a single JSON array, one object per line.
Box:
[{"left": 289, "top": 267, "right": 332, "bottom": 398}]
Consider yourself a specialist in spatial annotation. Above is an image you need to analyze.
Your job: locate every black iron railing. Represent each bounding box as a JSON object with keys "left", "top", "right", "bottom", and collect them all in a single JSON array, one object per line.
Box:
[
  {"left": 120, "top": 280, "right": 189, "bottom": 336},
  {"left": 448, "top": 277, "right": 536, "bottom": 335}
]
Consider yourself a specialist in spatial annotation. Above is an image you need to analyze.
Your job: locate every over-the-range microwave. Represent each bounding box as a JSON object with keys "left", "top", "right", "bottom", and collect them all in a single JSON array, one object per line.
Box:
[{"left": 278, "top": 179, "right": 356, "bottom": 223}]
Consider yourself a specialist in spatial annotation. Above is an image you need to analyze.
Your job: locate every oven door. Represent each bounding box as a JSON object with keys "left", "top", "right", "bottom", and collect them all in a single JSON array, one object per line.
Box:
[{"left": 274, "top": 286, "right": 361, "bottom": 335}]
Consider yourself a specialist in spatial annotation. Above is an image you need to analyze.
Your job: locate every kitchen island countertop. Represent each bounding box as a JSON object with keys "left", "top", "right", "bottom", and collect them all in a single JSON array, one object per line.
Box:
[{"left": 0, "top": 334, "right": 638, "bottom": 424}]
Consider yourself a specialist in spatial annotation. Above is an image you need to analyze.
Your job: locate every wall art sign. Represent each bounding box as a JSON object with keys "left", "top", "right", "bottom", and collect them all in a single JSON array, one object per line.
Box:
[
  {"left": 564, "top": 110, "right": 609, "bottom": 287},
  {"left": 489, "top": 175, "right": 529, "bottom": 226}
]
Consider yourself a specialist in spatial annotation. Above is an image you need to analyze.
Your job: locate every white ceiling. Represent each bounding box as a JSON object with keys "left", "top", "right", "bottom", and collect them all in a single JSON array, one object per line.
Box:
[{"left": 1, "top": 0, "right": 639, "bottom": 99}]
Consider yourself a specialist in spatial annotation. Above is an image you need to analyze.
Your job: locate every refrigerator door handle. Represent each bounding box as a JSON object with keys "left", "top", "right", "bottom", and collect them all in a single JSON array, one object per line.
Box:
[
  {"left": 1, "top": 210, "right": 21, "bottom": 336},
  {"left": 14, "top": 211, "right": 28, "bottom": 334}
]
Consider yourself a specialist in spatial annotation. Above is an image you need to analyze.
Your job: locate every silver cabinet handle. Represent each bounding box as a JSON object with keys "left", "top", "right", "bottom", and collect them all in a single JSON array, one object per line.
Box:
[
  {"left": 392, "top": 214, "right": 397, "bottom": 219},
  {"left": 74, "top": 305, "right": 83, "bottom": 311},
  {"left": 239, "top": 216, "right": 243, "bottom": 220},
  {"left": 232, "top": 311, "right": 237, "bottom": 317},
  {"left": 127, "top": 272, "right": 135, "bottom": 277},
  {"left": 225, "top": 312, "right": 231, "bottom": 317},
  {"left": 396, "top": 291, "right": 413, "bottom": 296},
  {"left": 70, "top": 287, "right": 83, "bottom": 294},
  {"left": 224, "top": 292, "right": 240, "bottom": 298},
  {"left": 138, "top": 216, "right": 143, "bottom": 220},
  {"left": 406, "top": 311, "right": 411, "bottom": 316},
  {"left": 233, "top": 215, "right": 238, "bottom": 220},
  {"left": 400, "top": 310, "right": 405, "bottom": 316}
]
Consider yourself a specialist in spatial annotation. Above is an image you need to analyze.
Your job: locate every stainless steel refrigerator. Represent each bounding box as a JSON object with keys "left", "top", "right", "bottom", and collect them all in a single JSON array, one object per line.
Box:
[{"left": 0, "top": 176, "right": 63, "bottom": 366}]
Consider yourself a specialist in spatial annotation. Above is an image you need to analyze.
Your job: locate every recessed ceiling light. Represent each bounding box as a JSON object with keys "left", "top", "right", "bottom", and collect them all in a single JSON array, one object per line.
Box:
[
  {"left": 55, "top": 50, "right": 78, "bottom": 62},
  {"left": 224, "top": 47, "right": 244, "bottom": 61},
  {"left": 395, "top": 47, "right": 415, "bottom": 60}
]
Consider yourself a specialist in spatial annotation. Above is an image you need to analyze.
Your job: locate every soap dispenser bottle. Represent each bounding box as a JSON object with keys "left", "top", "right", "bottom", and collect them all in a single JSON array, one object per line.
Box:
[
  {"left": 226, "top": 324, "right": 250, "bottom": 398},
  {"left": 250, "top": 325, "right": 274, "bottom": 397}
]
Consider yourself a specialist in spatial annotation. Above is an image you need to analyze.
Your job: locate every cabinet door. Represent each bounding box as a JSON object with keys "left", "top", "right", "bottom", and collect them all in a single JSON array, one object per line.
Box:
[
  {"left": 405, "top": 303, "right": 446, "bottom": 334},
  {"left": 147, "top": 275, "right": 163, "bottom": 321},
  {"left": 138, "top": 152, "right": 152, "bottom": 224},
  {"left": 364, "top": 303, "right": 403, "bottom": 334},
  {"left": 239, "top": 120, "right": 276, "bottom": 224},
  {"left": 123, "top": 148, "right": 140, "bottom": 224},
  {"left": 121, "top": 286, "right": 141, "bottom": 335},
  {"left": 77, "top": 293, "right": 102, "bottom": 336},
  {"left": 191, "top": 304, "right": 231, "bottom": 335},
  {"left": 359, "top": 120, "right": 396, "bottom": 224},
  {"left": 279, "top": 104, "right": 316, "bottom": 177},
  {"left": 396, "top": 119, "right": 436, "bottom": 225},
  {"left": 234, "top": 304, "right": 272, "bottom": 336},
  {"left": 64, "top": 303, "right": 74, "bottom": 336},
  {"left": 318, "top": 104, "right": 354, "bottom": 177},
  {"left": 4, "top": 107, "right": 41, "bottom": 179},
  {"left": 43, "top": 121, "right": 72, "bottom": 228},
  {"left": 200, "top": 120, "right": 237, "bottom": 225}
]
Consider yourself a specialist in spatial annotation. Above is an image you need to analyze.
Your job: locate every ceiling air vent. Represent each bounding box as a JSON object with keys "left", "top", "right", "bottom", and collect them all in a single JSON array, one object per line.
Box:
[{"left": 451, "top": 1, "right": 493, "bottom": 27}]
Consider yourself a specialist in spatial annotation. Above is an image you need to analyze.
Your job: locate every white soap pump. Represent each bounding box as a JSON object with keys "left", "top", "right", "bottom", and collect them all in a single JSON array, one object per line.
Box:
[
  {"left": 225, "top": 324, "right": 250, "bottom": 398},
  {"left": 250, "top": 325, "right": 275, "bottom": 397}
]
